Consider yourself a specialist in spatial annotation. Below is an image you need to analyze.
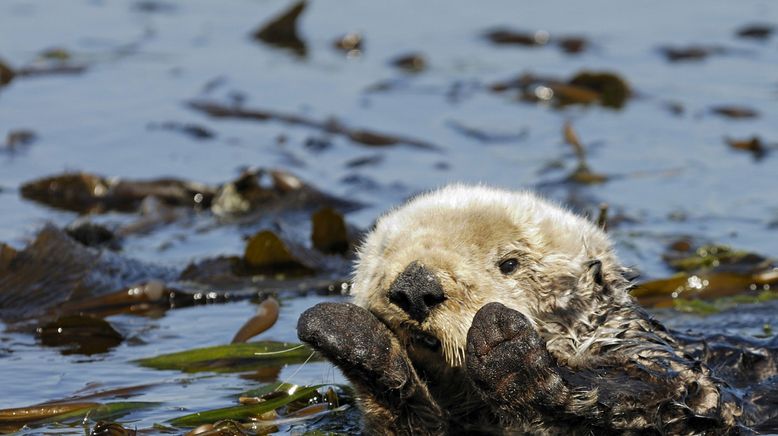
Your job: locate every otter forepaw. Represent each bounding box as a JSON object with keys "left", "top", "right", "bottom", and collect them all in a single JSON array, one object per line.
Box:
[
  {"left": 298, "top": 302, "right": 446, "bottom": 434},
  {"left": 466, "top": 302, "right": 567, "bottom": 412},
  {"left": 297, "top": 302, "right": 402, "bottom": 382}
]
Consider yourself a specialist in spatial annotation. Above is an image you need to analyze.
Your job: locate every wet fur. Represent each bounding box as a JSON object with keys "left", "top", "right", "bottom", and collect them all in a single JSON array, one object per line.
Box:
[{"left": 298, "top": 185, "right": 778, "bottom": 434}]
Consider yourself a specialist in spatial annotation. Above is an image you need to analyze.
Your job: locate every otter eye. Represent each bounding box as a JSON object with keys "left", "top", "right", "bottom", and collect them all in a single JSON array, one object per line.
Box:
[{"left": 499, "top": 258, "right": 519, "bottom": 275}]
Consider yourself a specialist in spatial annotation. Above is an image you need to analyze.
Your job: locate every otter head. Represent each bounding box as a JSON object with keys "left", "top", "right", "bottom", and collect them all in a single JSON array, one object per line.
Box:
[{"left": 351, "top": 185, "right": 630, "bottom": 373}]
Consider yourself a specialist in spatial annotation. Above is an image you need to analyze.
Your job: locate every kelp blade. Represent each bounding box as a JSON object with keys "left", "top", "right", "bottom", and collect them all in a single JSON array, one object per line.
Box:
[
  {"left": 170, "top": 385, "right": 321, "bottom": 427},
  {"left": 136, "top": 341, "right": 318, "bottom": 373}
]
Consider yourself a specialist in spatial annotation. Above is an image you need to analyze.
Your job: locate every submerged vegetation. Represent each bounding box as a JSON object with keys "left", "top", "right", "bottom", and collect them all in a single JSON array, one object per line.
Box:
[{"left": 0, "top": 0, "right": 776, "bottom": 434}]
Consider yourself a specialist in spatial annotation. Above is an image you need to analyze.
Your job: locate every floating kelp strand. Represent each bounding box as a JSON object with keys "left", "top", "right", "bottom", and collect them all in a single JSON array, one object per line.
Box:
[
  {"left": 231, "top": 297, "right": 280, "bottom": 344},
  {"left": 188, "top": 101, "right": 441, "bottom": 150},
  {"left": 136, "top": 342, "right": 319, "bottom": 373}
]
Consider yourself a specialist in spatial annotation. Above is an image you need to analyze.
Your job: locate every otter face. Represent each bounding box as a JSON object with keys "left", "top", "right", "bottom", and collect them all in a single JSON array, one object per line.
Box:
[{"left": 351, "top": 185, "right": 620, "bottom": 371}]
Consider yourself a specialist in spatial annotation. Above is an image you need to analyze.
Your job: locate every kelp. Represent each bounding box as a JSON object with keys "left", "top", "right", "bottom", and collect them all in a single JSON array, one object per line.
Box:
[
  {"left": 188, "top": 101, "right": 440, "bottom": 150},
  {"left": 725, "top": 136, "right": 770, "bottom": 160},
  {"left": 633, "top": 240, "right": 778, "bottom": 310},
  {"left": 1, "top": 129, "right": 36, "bottom": 153},
  {"left": 213, "top": 169, "right": 346, "bottom": 217},
  {"left": 0, "top": 58, "right": 14, "bottom": 86},
  {"left": 0, "top": 401, "right": 155, "bottom": 432},
  {"left": 633, "top": 270, "right": 778, "bottom": 309},
  {"left": 735, "top": 24, "right": 774, "bottom": 40},
  {"left": 169, "top": 385, "right": 321, "bottom": 427},
  {"left": 311, "top": 208, "right": 349, "bottom": 254},
  {"left": 562, "top": 121, "right": 608, "bottom": 184},
  {"left": 252, "top": 1, "right": 307, "bottom": 56},
  {"left": 710, "top": 105, "right": 760, "bottom": 119},
  {"left": 37, "top": 314, "right": 123, "bottom": 355},
  {"left": 483, "top": 28, "right": 588, "bottom": 54},
  {"left": 0, "top": 225, "right": 175, "bottom": 321},
  {"left": 390, "top": 53, "right": 427, "bottom": 73},
  {"left": 491, "top": 70, "right": 631, "bottom": 109},
  {"left": 136, "top": 341, "right": 318, "bottom": 373},
  {"left": 90, "top": 421, "right": 137, "bottom": 436},
  {"left": 660, "top": 45, "right": 727, "bottom": 62},
  {"left": 662, "top": 241, "right": 771, "bottom": 273},
  {"left": 231, "top": 297, "right": 280, "bottom": 344},
  {"left": 20, "top": 172, "right": 215, "bottom": 214}
]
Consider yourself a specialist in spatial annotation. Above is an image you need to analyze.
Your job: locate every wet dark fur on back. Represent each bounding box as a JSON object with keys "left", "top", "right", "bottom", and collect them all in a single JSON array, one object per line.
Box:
[{"left": 297, "top": 186, "right": 778, "bottom": 435}]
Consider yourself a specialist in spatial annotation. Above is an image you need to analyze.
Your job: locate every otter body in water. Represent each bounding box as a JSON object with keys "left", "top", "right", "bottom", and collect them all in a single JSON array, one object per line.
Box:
[{"left": 298, "top": 185, "right": 777, "bottom": 435}]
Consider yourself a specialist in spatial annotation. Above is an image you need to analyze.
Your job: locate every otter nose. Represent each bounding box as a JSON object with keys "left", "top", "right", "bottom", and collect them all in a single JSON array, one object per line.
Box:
[{"left": 388, "top": 261, "right": 446, "bottom": 323}]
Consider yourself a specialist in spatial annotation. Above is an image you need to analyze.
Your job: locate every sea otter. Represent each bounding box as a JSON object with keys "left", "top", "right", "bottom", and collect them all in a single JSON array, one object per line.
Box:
[{"left": 297, "top": 185, "right": 777, "bottom": 435}]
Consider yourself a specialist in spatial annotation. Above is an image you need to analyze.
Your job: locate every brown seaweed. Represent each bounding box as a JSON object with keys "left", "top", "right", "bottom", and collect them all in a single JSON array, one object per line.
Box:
[
  {"left": 390, "top": 53, "right": 427, "bottom": 73},
  {"left": 311, "top": 208, "right": 349, "bottom": 254},
  {"left": 252, "top": 1, "right": 307, "bottom": 56},
  {"left": 231, "top": 297, "right": 280, "bottom": 344},
  {"left": 188, "top": 100, "right": 440, "bottom": 150},
  {"left": 20, "top": 172, "right": 215, "bottom": 214},
  {"left": 660, "top": 45, "right": 727, "bottom": 62},
  {"left": 710, "top": 105, "right": 760, "bottom": 119},
  {"left": 490, "top": 70, "right": 631, "bottom": 109},
  {"left": 562, "top": 121, "right": 608, "bottom": 184},
  {"left": 736, "top": 24, "right": 775, "bottom": 40},
  {"left": 0, "top": 225, "right": 175, "bottom": 321},
  {"left": 0, "top": 58, "right": 16, "bottom": 86},
  {"left": 484, "top": 28, "right": 588, "bottom": 54},
  {"left": 37, "top": 314, "right": 123, "bottom": 355}
]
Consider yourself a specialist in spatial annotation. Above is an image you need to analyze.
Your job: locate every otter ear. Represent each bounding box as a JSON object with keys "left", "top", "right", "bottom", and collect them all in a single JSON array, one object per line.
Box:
[{"left": 578, "top": 259, "right": 607, "bottom": 295}]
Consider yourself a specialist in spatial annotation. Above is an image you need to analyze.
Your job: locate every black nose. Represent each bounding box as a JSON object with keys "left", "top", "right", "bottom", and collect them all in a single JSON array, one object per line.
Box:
[{"left": 388, "top": 261, "right": 446, "bottom": 323}]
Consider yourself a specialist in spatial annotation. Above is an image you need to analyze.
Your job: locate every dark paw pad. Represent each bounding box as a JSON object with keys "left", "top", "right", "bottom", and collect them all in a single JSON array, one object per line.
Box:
[
  {"left": 297, "top": 302, "right": 397, "bottom": 375},
  {"left": 466, "top": 302, "right": 559, "bottom": 405}
]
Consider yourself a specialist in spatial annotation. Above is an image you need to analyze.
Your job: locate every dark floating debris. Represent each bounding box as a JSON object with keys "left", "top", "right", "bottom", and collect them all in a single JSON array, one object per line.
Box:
[
  {"left": 344, "top": 154, "right": 383, "bottom": 168},
  {"left": 483, "top": 28, "right": 588, "bottom": 54},
  {"left": 446, "top": 120, "right": 529, "bottom": 144},
  {"left": 725, "top": 136, "right": 772, "bottom": 160},
  {"left": 132, "top": 0, "right": 177, "bottom": 14},
  {"left": 390, "top": 52, "right": 427, "bottom": 73},
  {"left": 188, "top": 100, "right": 441, "bottom": 150},
  {"left": 252, "top": 0, "right": 307, "bottom": 56},
  {"left": 333, "top": 32, "right": 363, "bottom": 58},
  {"left": 485, "top": 28, "right": 550, "bottom": 46},
  {"left": 710, "top": 105, "right": 760, "bottom": 119},
  {"left": 562, "top": 121, "right": 608, "bottom": 184},
  {"left": 0, "top": 58, "right": 15, "bottom": 87},
  {"left": 20, "top": 172, "right": 215, "bottom": 214},
  {"left": 491, "top": 70, "right": 631, "bottom": 109},
  {"left": 660, "top": 45, "right": 727, "bottom": 62},
  {"left": 2, "top": 129, "right": 36, "bottom": 152},
  {"left": 37, "top": 314, "right": 123, "bottom": 355},
  {"left": 152, "top": 121, "right": 215, "bottom": 140},
  {"left": 736, "top": 23, "right": 775, "bottom": 40},
  {"left": 66, "top": 221, "right": 121, "bottom": 250}
]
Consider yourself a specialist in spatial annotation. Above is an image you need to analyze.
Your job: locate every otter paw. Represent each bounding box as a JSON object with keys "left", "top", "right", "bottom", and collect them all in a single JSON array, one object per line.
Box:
[
  {"left": 466, "top": 302, "right": 564, "bottom": 409},
  {"left": 297, "top": 302, "right": 405, "bottom": 382}
]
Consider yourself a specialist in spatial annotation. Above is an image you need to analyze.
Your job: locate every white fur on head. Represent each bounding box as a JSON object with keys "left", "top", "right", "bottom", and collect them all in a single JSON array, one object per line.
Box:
[{"left": 350, "top": 184, "right": 627, "bottom": 367}]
